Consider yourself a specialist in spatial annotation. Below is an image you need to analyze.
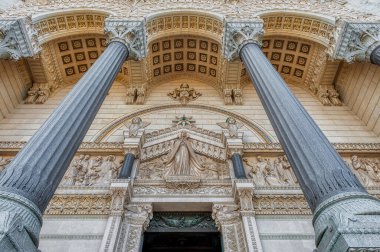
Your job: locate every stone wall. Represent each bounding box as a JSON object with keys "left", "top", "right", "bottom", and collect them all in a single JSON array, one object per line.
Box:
[{"left": 0, "top": 79, "right": 378, "bottom": 143}]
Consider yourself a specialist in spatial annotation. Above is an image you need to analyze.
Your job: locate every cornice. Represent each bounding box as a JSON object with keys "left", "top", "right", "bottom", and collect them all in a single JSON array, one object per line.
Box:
[{"left": 1, "top": 142, "right": 379, "bottom": 154}]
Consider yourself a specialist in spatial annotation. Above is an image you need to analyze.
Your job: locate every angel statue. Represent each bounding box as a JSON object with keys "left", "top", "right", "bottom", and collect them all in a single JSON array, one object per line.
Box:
[
  {"left": 123, "top": 117, "right": 150, "bottom": 137},
  {"left": 217, "top": 117, "right": 243, "bottom": 137},
  {"left": 163, "top": 131, "right": 205, "bottom": 177}
]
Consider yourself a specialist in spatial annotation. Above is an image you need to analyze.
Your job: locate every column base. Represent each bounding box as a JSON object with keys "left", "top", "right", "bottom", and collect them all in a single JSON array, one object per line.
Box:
[
  {"left": 313, "top": 193, "right": 380, "bottom": 252},
  {"left": 0, "top": 191, "right": 42, "bottom": 251}
]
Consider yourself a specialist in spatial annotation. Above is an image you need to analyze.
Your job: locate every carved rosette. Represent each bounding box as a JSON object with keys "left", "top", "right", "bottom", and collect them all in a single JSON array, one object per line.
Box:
[
  {"left": 223, "top": 20, "right": 264, "bottom": 61},
  {"left": 0, "top": 17, "right": 39, "bottom": 60},
  {"left": 330, "top": 21, "right": 380, "bottom": 63},
  {"left": 104, "top": 19, "right": 147, "bottom": 60}
]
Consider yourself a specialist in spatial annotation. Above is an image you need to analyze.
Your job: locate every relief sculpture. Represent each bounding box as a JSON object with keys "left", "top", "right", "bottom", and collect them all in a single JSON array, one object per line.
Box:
[
  {"left": 349, "top": 155, "right": 380, "bottom": 186},
  {"left": 138, "top": 132, "right": 229, "bottom": 180},
  {"left": 61, "top": 154, "right": 123, "bottom": 186},
  {"left": 243, "top": 155, "right": 298, "bottom": 186}
]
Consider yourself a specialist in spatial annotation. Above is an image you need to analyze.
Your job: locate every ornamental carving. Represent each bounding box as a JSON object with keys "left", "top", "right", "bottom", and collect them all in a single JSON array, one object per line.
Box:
[
  {"left": 223, "top": 21, "right": 264, "bottom": 60},
  {"left": 104, "top": 19, "right": 147, "bottom": 60},
  {"left": 349, "top": 155, "right": 380, "bottom": 186},
  {"left": 60, "top": 155, "right": 123, "bottom": 186},
  {"left": 244, "top": 155, "right": 298, "bottom": 186},
  {"left": 167, "top": 83, "right": 201, "bottom": 104},
  {"left": 123, "top": 117, "right": 150, "bottom": 137},
  {"left": 45, "top": 195, "right": 111, "bottom": 215},
  {"left": 217, "top": 117, "right": 243, "bottom": 137},
  {"left": 0, "top": 156, "right": 12, "bottom": 172}
]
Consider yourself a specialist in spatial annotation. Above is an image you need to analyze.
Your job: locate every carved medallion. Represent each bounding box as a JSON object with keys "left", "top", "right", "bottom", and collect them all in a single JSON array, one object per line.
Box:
[{"left": 167, "top": 83, "right": 201, "bottom": 104}]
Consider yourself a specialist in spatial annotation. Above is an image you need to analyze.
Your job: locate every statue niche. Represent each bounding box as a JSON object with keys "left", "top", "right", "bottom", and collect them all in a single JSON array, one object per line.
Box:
[{"left": 164, "top": 131, "right": 205, "bottom": 178}]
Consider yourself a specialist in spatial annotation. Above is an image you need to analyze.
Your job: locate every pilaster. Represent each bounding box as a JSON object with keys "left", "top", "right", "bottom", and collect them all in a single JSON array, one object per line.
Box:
[
  {"left": 99, "top": 180, "right": 132, "bottom": 252},
  {"left": 116, "top": 203, "right": 153, "bottom": 252},
  {"left": 233, "top": 180, "right": 263, "bottom": 252},
  {"left": 212, "top": 203, "right": 247, "bottom": 252},
  {"left": 329, "top": 21, "right": 380, "bottom": 64}
]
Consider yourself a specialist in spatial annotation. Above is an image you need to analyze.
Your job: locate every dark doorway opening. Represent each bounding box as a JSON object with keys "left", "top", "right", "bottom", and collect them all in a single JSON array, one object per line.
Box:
[{"left": 142, "top": 232, "right": 222, "bottom": 252}]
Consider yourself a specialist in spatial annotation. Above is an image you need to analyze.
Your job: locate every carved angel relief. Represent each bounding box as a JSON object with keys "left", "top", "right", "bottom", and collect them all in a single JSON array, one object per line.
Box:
[
  {"left": 167, "top": 83, "right": 201, "bottom": 104},
  {"left": 123, "top": 117, "right": 150, "bottom": 137},
  {"left": 217, "top": 117, "right": 243, "bottom": 137}
]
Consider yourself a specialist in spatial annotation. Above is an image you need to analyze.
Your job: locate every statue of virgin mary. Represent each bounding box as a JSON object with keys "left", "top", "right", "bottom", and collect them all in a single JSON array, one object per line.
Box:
[{"left": 163, "top": 131, "right": 205, "bottom": 177}]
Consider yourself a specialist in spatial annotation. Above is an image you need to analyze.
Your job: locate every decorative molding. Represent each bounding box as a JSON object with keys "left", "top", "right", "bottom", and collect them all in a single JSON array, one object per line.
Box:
[
  {"left": 45, "top": 195, "right": 111, "bottom": 215},
  {"left": 223, "top": 20, "right": 264, "bottom": 60},
  {"left": 253, "top": 195, "right": 311, "bottom": 215},
  {"left": 104, "top": 19, "right": 147, "bottom": 60},
  {"left": 262, "top": 14, "right": 334, "bottom": 46},
  {"left": 0, "top": 17, "right": 39, "bottom": 59},
  {"left": 33, "top": 12, "right": 106, "bottom": 44}
]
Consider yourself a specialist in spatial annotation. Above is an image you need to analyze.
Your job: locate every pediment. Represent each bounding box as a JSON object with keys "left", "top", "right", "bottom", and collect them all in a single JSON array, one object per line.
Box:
[{"left": 140, "top": 125, "right": 227, "bottom": 162}]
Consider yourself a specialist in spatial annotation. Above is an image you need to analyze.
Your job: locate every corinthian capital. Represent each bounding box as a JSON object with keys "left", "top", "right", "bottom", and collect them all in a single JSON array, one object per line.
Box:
[
  {"left": 104, "top": 19, "right": 147, "bottom": 60},
  {"left": 0, "top": 17, "right": 39, "bottom": 60},
  {"left": 329, "top": 21, "right": 380, "bottom": 63},
  {"left": 223, "top": 20, "right": 264, "bottom": 61}
]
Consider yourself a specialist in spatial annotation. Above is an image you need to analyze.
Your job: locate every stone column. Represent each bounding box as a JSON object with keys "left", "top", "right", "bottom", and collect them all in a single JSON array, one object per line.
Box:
[
  {"left": 99, "top": 180, "right": 131, "bottom": 252},
  {"left": 118, "top": 154, "right": 135, "bottom": 179},
  {"left": 116, "top": 203, "right": 153, "bottom": 252},
  {"left": 371, "top": 46, "right": 380, "bottom": 65},
  {"left": 0, "top": 19, "right": 146, "bottom": 250},
  {"left": 233, "top": 181, "right": 263, "bottom": 252},
  {"left": 224, "top": 21, "right": 380, "bottom": 251},
  {"left": 212, "top": 203, "right": 247, "bottom": 252},
  {"left": 224, "top": 126, "right": 246, "bottom": 179}
]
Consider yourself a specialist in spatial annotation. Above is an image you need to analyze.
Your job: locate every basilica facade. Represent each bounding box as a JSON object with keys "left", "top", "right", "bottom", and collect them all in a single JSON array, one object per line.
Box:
[{"left": 0, "top": 0, "right": 380, "bottom": 251}]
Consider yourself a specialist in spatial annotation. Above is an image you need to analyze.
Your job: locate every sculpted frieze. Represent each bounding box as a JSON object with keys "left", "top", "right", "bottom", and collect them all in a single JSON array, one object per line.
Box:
[
  {"left": 133, "top": 184, "right": 232, "bottom": 196},
  {"left": 60, "top": 154, "right": 124, "bottom": 186},
  {"left": 349, "top": 155, "right": 380, "bottom": 187}
]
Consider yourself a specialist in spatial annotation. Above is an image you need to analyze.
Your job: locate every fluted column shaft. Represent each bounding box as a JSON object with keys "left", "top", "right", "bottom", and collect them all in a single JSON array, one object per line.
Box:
[
  {"left": 118, "top": 153, "right": 135, "bottom": 179},
  {"left": 240, "top": 43, "right": 366, "bottom": 212},
  {"left": 0, "top": 41, "right": 129, "bottom": 211},
  {"left": 371, "top": 45, "right": 380, "bottom": 65},
  {"left": 231, "top": 153, "right": 247, "bottom": 179}
]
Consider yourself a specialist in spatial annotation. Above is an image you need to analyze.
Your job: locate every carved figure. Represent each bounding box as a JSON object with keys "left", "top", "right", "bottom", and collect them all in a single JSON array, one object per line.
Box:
[
  {"left": 244, "top": 157, "right": 266, "bottom": 186},
  {"left": 35, "top": 88, "right": 50, "bottom": 104},
  {"left": 75, "top": 155, "right": 90, "bottom": 185},
  {"left": 24, "top": 88, "right": 39, "bottom": 104},
  {"left": 102, "top": 155, "right": 121, "bottom": 182},
  {"left": 217, "top": 117, "right": 243, "bottom": 137},
  {"left": 167, "top": 83, "right": 201, "bottom": 104},
  {"left": 224, "top": 89, "right": 233, "bottom": 105},
  {"left": 328, "top": 89, "right": 343, "bottom": 106},
  {"left": 318, "top": 90, "right": 332, "bottom": 106},
  {"left": 163, "top": 132, "right": 205, "bottom": 177},
  {"left": 136, "top": 87, "right": 146, "bottom": 105},
  {"left": 126, "top": 88, "right": 136, "bottom": 104},
  {"left": 351, "top": 155, "right": 380, "bottom": 186},
  {"left": 275, "top": 156, "right": 297, "bottom": 185},
  {"left": 124, "top": 117, "right": 150, "bottom": 137},
  {"left": 0, "top": 157, "right": 12, "bottom": 172},
  {"left": 233, "top": 89, "right": 243, "bottom": 105},
  {"left": 85, "top": 156, "right": 103, "bottom": 185},
  {"left": 263, "top": 159, "right": 282, "bottom": 186}
]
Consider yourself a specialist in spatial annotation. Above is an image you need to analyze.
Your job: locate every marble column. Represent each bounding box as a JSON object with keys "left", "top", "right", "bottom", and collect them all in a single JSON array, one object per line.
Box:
[
  {"left": 233, "top": 181, "right": 263, "bottom": 252},
  {"left": 118, "top": 153, "right": 135, "bottom": 179},
  {"left": 116, "top": 203, "right": 153, "bottom": 252},
  {"left": 224, "top": 21, "right": 380, "bottom": 251},
  {"left": 212, "top": 203, "right": 247, "bottom": 252},
  {"left": 231, "top": 154, "right": 246, "bottom": 179},
  {"left": 0, "top": 19, "right": 146, "bottom": 250}
]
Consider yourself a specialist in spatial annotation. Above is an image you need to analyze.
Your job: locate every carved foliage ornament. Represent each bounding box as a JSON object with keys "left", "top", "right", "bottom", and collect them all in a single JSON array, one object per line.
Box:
[
  {"left": 223, "top": 21, "right": 264, "bottom": 60},
  {"left": 330, "top": 22, "right": 380, "bottom": 63},
  {"left": 104, "top": 19, "right": 147, "bottom": 60},
  {"left": 0, "top": 18, "right": 39, "bottom": 60},
  {"left": 167, "top": 83, "right": 201, "bottom": 104}
]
